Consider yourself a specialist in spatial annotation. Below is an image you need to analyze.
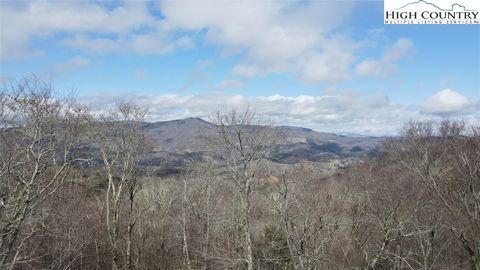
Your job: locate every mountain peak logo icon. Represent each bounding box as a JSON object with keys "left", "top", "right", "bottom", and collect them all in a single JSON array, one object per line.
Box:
[{"left": 395, "top": 0, "right": 475, "bottom": 11}]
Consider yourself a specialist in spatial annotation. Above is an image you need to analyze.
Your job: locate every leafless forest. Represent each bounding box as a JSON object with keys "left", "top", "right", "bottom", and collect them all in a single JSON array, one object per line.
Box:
[{"left": 1, "top": 77, "right": 479, "bottom": 270}]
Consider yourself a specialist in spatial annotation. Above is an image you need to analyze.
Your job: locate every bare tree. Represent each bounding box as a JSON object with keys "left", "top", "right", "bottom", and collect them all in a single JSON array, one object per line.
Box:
[
  {"left": 0, "top": 77, "right": 91, "bottom": 269},
  {"left": 4, "top": 79, "right": 479, "bottom": 270},
  {"left": 390, "top": 121, "right": 480, "bottom": 270},
  {"left": 349, "top": 163, "right": 414, "bottom": 270},
  {"left": 268, "top": 164, "right": 345, "bottom": 270},
  {"left": 96, "top": 102, "right": 148, "bottom": 270},
  {"left": 209, "top": 109, "right": 271, "bottom": 270}
]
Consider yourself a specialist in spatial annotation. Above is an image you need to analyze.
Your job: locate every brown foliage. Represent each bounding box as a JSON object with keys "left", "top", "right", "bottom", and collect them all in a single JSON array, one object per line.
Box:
[{"left": 1, "top": 78, "right": 479, "bottom": 270}]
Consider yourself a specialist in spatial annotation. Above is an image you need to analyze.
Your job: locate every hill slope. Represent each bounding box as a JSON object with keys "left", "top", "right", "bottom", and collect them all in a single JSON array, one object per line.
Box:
[{"left": 140, "top": 118, "right": 382, "bottom": 173}]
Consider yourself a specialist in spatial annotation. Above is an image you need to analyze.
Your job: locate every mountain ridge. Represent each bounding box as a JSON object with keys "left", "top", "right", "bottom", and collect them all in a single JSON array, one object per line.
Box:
[{"left": 140, "top": 117, "right": 382, "bottom": 173}]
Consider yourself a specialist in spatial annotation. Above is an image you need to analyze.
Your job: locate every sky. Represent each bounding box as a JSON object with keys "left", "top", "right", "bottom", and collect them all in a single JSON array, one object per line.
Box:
[{"left": 0, "top": 0, "right": 479, "bottom": 135}]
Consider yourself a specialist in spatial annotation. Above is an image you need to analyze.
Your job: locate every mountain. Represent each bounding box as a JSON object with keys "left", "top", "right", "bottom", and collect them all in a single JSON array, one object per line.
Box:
[
  {"left": 143, "top": 117, "right": 215, "bottom": 153},
  {"left": 142, "top": 117, "right": 380, "bottom": 154},
  {"left": 140, "top": 117, "right": 382, "bottom": 174}
]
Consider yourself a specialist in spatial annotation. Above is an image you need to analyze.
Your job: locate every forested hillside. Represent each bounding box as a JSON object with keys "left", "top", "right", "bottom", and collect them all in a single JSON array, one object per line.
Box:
[{"left": 1, "top": 79, "right": 479, "bottom": 270}]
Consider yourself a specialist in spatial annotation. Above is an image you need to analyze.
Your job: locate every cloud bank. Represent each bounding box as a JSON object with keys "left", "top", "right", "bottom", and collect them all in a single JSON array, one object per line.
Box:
[
  {"left": 356, "top": 38, "right": 413, "bottom": 77},
  {"left": 421, "top": 89, "right": 477, "bottom": 116},
  {"left": 78, "top": 89, "right": 479, "bottom": 135},
  {"left": 1, "top": 0, "right": 411, "bottom": 83}
]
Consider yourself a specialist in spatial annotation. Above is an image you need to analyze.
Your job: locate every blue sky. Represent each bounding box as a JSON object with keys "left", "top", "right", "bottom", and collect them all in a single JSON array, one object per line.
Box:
[{"left": 0, "top": 0, "right": 479, "bottom": 134}]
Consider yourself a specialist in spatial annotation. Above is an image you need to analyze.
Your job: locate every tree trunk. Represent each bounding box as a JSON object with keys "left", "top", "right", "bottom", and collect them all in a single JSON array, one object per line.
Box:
[
  {"left": 202, "top": 184, "right": 211, "bottom": 270},
  {"left": 126, "top": 224, "right": 133, "bottom": 270},
  {"left": 244, "top": 180, "right": 254, "bottom": 270},
  {"left": 182, "top": 177, "right": 191, "bottom": 270},
  {"left": 111, "top": 218, "right": 120, "bottom": 270}
]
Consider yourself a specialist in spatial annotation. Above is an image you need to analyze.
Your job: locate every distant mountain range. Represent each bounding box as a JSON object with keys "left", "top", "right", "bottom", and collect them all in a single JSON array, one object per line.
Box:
[{"left": 140, "top": 117, "right": 383, "bottom": 175}]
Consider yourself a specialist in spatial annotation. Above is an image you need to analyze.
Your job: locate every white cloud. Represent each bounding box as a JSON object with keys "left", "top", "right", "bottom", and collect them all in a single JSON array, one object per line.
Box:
[
  {"left": 1, "top": 0, "right": 394, "bottom": 84},
  {"left": 0, "top": 1, "right": 157, "bottom": 60},
  {"left": 355, "top": 38, "right": 413, "bottom": 77},
  {"left": 61, "top": 35, "right": 128, "bottom": 55},
  {"left": 55, "top": 56, "right": 90, "bottom": 72},
  {"left": 60, "top": 33, "right": 192, "bottom": 56},
  {"left": 132, "top": 33, "right": 193, "bottom": 56},
  {"left": 77, "top": 88, "right": 479, "bottom": 135},
  {"left": 79, "top": 91, "right": 424, "bottom": 135},
  {"left": 160, "top": 0, "right": 357, "bottom": 83},
  {"left": 421, "top": 89, "right": 476, "bottom": 115},
  {"left": 217, "top": 79, "right": 245, "bottom": 90},
  {"left": 298, "top": 37, "right": 356, "bottom": 83},
  {"left": 232, "top": 64, "right": 278, "bottom": 77},
  {"left": 1, "top": 1, "right": 416, "bottom": 85}
]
